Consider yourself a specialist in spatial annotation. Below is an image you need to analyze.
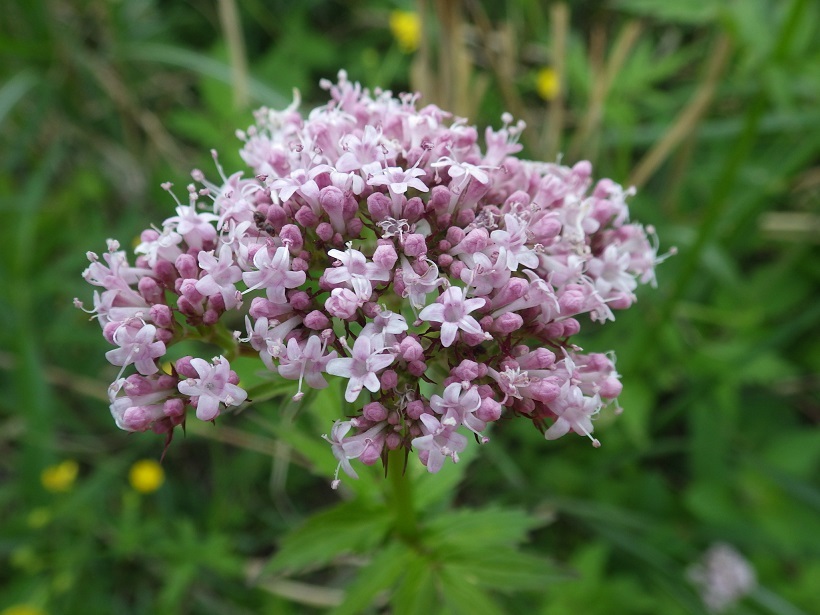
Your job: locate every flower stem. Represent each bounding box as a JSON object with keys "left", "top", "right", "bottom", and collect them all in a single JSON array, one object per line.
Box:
[{"left": 386, "top": 448, "right": 418, "bottom": 543}]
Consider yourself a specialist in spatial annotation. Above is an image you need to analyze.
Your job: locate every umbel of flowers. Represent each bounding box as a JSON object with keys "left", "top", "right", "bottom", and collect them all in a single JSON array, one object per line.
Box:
[{"left": 78, "top": 71, "right": 663, "bottom": 488}]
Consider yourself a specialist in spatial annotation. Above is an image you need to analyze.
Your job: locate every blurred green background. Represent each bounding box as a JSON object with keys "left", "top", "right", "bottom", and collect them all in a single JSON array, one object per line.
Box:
[{"left": 1, "top": 0, "right": 818, "bottom": 613}]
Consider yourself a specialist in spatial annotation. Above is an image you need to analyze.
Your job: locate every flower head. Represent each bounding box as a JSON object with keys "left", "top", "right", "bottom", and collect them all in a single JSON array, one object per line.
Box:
[{"left": 79, "top": 71, "right": 667, "bottom": 487}]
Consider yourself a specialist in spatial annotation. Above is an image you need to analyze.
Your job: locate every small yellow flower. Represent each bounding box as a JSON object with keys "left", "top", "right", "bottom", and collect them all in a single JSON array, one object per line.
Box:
[
  {"left": 536, "top": 67, "right": 561, "bottom": 101},
  {"left": 1, "top": 605, "right": 47, "bottom": 615},
  {"left": 389, "top": 10, "right": 421, "bottom": 53},
  {"left": 40, "top": 460, "right": 79, "bottom": 493},
  {"left": 129, "top": 459, "right": 165, "bottom": 494}
]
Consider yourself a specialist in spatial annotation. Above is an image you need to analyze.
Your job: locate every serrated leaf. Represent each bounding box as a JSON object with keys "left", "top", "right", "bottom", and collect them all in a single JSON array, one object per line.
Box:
[
  {"left": 424, "top": 507, "right": 541, "bottom": 549},
  {"left": 264, "top": 500, "right": 390, "bottom": 574},
  {"left": 442, "top": 547, "right": 564, "bottom": 592},
  {"left": 438, "top": 566, "right": 506, "bottom": 615},
  {"left": 330, "top": 541, "right": 412, "bottom": 615},
  {"left": 391, "top": 553, "right": 438, "bottom": 615}
]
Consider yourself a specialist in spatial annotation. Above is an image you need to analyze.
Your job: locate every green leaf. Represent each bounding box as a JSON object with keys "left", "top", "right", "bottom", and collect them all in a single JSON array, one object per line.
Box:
[
  {"left": 330, "top": 541, "right": 412, "bottom": 615},
  {"left": 438, "top": 565, "right": 506, "bottom": 615},
  {"left": 442, "top": 547, "right": 563, "bottom": 592},
  {"left": 264, "top": 500, "right": 391, "bottom": 574},
  {"left": 391, "top": 553, "right": 438, "bottom": 615},
  {"left": 425, "top": 507, "right": 542, "bottom": 549}
]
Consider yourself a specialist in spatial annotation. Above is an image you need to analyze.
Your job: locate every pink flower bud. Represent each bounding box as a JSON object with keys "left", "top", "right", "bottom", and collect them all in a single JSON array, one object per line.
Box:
[
  {"left": 492, "top": 312, "right": 523, "bottom": 334},
  {"left": 288, "top": 291, "right": 311, "bottom": 311},
  {"left": 446, "top": 227, "right": 465, "bottom": 245},
  {"left": 372, "top": 244, "right": 398, "bottom": 270},
  {"left": 528, "top": 378, "right": 561, "bottom": 403},
  {"left": 363, "top": 401, "right": 388, "bottom": 422},
  {"left": 428, "top": 185, "right": 451, "bottom": 212},
  {"left": 179, "top": 279, "right": 203, "bottom": 303},
  {"left": 155, "top": 327, "right": 174, "bottom": 343},
  {"left": 267, "top": 204, "right": 287, "bottom": 230},
  {"left": 367, "top": 192, "right": 391, "bottom": 221},
  {"left": 249, "top": 297, "right": 292, "bottom": 320},
  {"left": 325, "top": 288, "right": 359, "bottom": 319},
  {"left": 319, "top": 186, "right": 347, "bottom": 232},
  {"left": 359, "top": 439, "right": 383, "bottom": 465},
  {"left": 563, "top": 318, "right": 581, "bottom": 336},
  {"left": 406, "top": 399, "right": 426, "bottom": 419},
  {"left": 503, "top": 190, "right": 531, "bottom": 209},
  {"left": 452, "top": 359, "right": 479, "bottom": 382},
  {"left": 103, "top": 321, "right": 120, "bottom": 344},
  {"left": 175, "top": 254, "right": 198, "bottom": 280},
  {"left": 600, "top": 377, "right": 622, "bottom": 399},
  {"left": 408, "top": 360, "right": 427, "bottom": 377},
  {"left": 346, "top": 217, "right": 363, "bottom": 237},
  {"left": 138, "top": 277, "right": 163, "bottom": 304},
  {"left": 295, "top": 205, "right": 319, "bottom": 227},
  {"left": 154, "top": 260, "right": 177, "bottom": 286},
  {"left": 386, "top": 432, "right": 402, "bottom": 450},
  {"left": 304, "top": 310, "right": 330, "bottom": 330},
  {"left": 380, "top": 369, "right": 398, "bottom": 390},
  {"left": 399, "top": 336, "right": 423, "bottom": 361},
  {"left": 164, "top": 398, "right": 185, "bottom": 418},
  {"left": 456, "top": 209, "right": 475, "bottom": 226},
  {"left": 476, "top": 397, "right": 502, "bottom": 422},
  {"left": 316, "top": 222, "right": 334, "bottom": 242},
  {"left": 279, "top": 224, "right": 303, "bottom": 252},
  {"left": 403, "top": 233, "right": 426, "bottom": 257},
  {"left": 517, "top": 348, "right": 555, "bottom": 370},
  {"left": 454, "top": 228, "right": 489, "bottom": 255},
  {"left": 559, "top": 287, "right": 586, "bottom": 315},
  {"left": 608, "top": 292, "right": 634, "bottom": 310},
  {"left": 175, "top": 356, "right": 198, "bottom": 378},
  {"left": 404, "top": 196, "right": 424, "bottom": 221}
]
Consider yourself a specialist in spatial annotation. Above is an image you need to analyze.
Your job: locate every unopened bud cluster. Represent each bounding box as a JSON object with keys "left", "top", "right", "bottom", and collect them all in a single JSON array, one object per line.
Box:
[{"left": 78, "top": 71, "right": 664, "bottom": 487}]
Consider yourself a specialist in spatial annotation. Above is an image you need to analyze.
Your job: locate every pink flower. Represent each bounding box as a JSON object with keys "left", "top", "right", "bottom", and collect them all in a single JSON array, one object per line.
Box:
[
  {"left": 242, "top": 246, "right": 306, "bottom": 303},
  {"left": 177, "top": 356, "right": 247, "bottom": 421},
  {"left": 411, "top": 413, "right": 468, "bottom": 473},
  {"left": 323, "top": 420, "right": 387, "bottom": 488},
  {"left": 277, "top": 335, "right": 338, "bottom": 399},
  {"left": 418, "top": 286, "right": 485, "bottom": 347},
  {"left": 105, "top": 322, "right": 166, "bottom": 376},
  {"left": 326, "top": 335, "right": 395, "bottom": 402},
  {"left": 196, "top": 244, "right": 243, "bottom": 309}
]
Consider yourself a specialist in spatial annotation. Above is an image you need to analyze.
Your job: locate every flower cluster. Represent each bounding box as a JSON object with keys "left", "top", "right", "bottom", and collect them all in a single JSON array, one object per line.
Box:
[{"left": 78, "top": 71, "right": 665, "bottom": 487}]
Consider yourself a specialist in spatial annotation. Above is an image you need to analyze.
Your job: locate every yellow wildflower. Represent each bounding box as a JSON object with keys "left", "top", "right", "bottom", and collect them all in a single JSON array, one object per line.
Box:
[
  {"left": 129, "top": 459, "right": 165, "bottom": 494},
  {"left": 536, "top": 67, "right": 561, "bottom": 101},
  {"left": 390, "top": 10, "right": 421, "bottom": 53},
  {"left": 40, "top": 460, "right": 79, "bottom": 493}
]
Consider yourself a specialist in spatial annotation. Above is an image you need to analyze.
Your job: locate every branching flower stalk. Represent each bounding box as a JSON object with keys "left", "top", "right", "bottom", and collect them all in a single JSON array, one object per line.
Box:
[{"left": 77, "top": 71, "right": 666, "bottom": 488}]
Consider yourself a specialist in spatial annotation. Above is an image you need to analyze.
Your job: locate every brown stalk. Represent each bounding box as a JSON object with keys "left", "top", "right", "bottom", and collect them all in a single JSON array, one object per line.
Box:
[
  {"left": 629, "top": 34, "right": 732, "bottom": 188},
  {"left": 543, "top": 2, "right": 569, "bottom": 160},
  {"left": 568, "top": 19, "right": 643, "bottom": 162},
  {"left": 217, "top": 0, "right": 250, "bottom": 109}
]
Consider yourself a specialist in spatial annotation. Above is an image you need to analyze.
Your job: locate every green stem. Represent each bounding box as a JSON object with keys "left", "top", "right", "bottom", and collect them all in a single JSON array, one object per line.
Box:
[{"left": 387, "top": 448, "right": 418, "bottom": 543}]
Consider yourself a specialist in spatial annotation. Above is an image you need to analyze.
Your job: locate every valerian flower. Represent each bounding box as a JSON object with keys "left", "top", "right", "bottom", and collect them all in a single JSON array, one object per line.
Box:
[{"left": 79, "top": 70, "right": 669, "bottom": 486}]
